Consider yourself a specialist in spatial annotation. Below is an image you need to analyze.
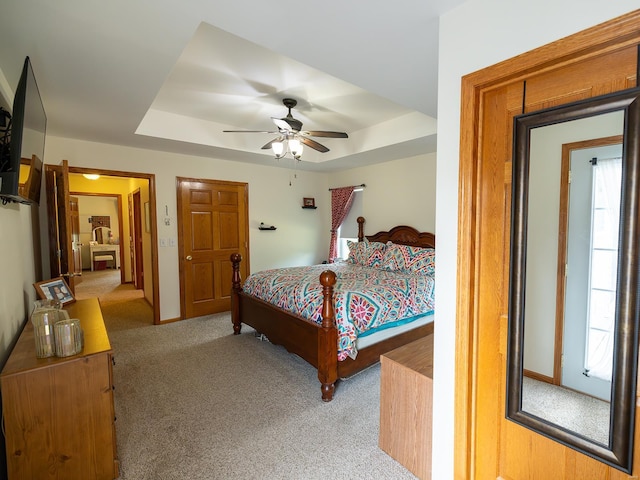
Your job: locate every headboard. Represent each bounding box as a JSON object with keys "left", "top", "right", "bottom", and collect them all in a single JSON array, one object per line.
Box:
[{"left": 356, "top": 216, "right": 435, "bottom": 248}]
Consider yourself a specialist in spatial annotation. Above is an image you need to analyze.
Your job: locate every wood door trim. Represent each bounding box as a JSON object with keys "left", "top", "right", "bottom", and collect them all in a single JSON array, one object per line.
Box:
[
  {"left": 68, "top": 167, "right": 160, "bottom": 325},
  {"left": 130, "top": 189, "right": 143, "bottom": 290},
  {"left": 45, "top": 165, "right": 60, "bottom": 277},
  {"left": 45, "top": 161, "right": 74, "bottom": 288},
  {"left": 455, "top": 10, "right": 640, "bottom": 479},
  {"left": 69, "top": 196, "right": 82, "bottom": 279},
  {"left": 554, "top": 152, "right": 571, "bottom": 385}
]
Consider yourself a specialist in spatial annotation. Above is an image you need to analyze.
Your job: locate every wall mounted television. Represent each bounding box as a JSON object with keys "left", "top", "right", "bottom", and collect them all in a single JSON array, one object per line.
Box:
[{"left": 0, "top": 56, "right": 46, "bottom": 205}]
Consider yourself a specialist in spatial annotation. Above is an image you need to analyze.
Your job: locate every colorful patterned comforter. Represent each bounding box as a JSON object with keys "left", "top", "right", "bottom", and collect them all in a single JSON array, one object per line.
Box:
[{"left": 241, "top": 262, "right": 435, "bottom": 361}]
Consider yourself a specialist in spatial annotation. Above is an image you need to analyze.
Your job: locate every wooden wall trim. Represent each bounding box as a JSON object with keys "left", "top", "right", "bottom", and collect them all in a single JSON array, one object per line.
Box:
[{"left": 454, "top": 9, "right": 640, "bottom": 479}]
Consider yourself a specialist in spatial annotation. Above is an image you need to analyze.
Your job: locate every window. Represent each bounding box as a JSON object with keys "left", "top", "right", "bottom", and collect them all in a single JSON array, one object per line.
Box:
[
  {"left": 336, "top": 190, "right": 363, "bottom": 260},
  {"left": 585, "top": 156, "right": 621, "bottom": 381}
]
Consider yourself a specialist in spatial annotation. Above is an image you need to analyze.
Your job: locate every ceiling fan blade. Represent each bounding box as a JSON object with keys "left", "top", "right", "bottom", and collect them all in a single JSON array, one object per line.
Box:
[
  {"left": 223, "top": 130, "right": 278, "bottom": 134},
  {"left": 260, "top": 138, "right": 281, "bottom": 150},
  {"left": 302, "top": 131, "right": 349, "bottom": 138},
  {"left": 272, "top": 117, "right": 293, "bottom": 131},
  {"left": 300, "top": 137, "right": 329, "bottom": 153}
]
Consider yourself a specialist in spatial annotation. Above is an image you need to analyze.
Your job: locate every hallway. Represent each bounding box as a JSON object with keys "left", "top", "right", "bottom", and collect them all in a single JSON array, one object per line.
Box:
[{"left": 75, "top": 270, "right": 153, "bottom": 331}]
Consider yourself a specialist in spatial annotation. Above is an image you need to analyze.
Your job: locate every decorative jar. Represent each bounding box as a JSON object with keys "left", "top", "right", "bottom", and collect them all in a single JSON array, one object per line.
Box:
[{"left": 31, "top": 299, "right": 64, "bottom": 358}]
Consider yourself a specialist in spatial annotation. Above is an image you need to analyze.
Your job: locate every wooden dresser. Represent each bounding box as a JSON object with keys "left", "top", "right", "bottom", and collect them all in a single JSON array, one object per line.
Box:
[
  {"left": 379, "top": 333, "right": 433, "bottom": 479},
  {"left": 1, "top": 298, "right": 118, "bottom": 479}
]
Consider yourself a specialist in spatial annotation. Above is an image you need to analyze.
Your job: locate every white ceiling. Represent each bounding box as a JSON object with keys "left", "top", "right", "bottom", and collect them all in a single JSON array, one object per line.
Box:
[{"left": 0, "top": 0, "right": 466, "bottom": 172}]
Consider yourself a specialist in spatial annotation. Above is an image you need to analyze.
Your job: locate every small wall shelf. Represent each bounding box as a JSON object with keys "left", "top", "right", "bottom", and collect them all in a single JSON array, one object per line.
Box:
[
  {"left": 302, "top": 206, "right": 317, "bottom": 210},
  {"left": 259, "top": 222, "right": 277, "bottom": 231}
]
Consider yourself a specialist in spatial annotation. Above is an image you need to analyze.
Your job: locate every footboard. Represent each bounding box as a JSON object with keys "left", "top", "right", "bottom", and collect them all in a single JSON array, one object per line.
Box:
[{"left": 230, "top": 254, "right": 339, "bottom": 401}]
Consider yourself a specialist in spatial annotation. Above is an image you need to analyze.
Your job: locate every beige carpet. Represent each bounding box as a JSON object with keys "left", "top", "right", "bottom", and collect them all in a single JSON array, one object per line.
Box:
[
  {"left": 75, "top": 270, "right": 152, "bottom": 331},
  {"left": 522, "top": 377, "right": 610, "bottom": 445},
  {"left": 76, "top": 270, "right": 417, "bottom": 479}
]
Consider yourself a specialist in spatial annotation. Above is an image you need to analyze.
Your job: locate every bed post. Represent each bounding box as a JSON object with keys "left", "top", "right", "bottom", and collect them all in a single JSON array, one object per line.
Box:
[
  {"left": 230, "top": 253, "right": 243, "bottom": 335},
  {"left": 357, "top": 216, "right": 365, "bottom": 242},
  {"left": 318, "top": 270, "right": 338, "bottom": 402}
]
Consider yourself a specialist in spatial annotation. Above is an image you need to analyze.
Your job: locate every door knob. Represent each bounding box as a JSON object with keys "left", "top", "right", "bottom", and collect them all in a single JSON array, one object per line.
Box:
[{"left": 186, "top": 255, "right": 193, "bottom": 261}]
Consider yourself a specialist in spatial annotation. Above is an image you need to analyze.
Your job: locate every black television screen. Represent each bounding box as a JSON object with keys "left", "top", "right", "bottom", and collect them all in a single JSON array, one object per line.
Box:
[{"left": 0, "top": 56, "right": 46, "bottom": 205}]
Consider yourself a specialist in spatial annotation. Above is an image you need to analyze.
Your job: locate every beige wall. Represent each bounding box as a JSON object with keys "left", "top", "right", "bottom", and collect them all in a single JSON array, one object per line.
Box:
[
  {"left": 0, "top": 204, "right": 41, "bottom": 366},
  {"left": 41, "top": 136, "right": 437, "bottom": 322},
  {"left": 43, "top": 135, "right": 333, "bottom": 321},
  {"left": 0, "top": 133, "right": 435, "bottom": 372},
  {"left": 328, "top": 153, "right": 436, "bottom": 235}
]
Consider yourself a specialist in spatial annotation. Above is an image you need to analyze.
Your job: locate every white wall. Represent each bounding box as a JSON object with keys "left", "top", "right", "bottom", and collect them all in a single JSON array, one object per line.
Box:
[
  {"left": 0, "top": 61, "right": 41, "bottom": 371},
  {"left": 43, "top": 137, "right": 437, "bottom": 323},
  {"left": 0, "top": 203, "right": 41, "bottom": 367},
  {"left": 436, "top": 2, "right": 639, "bottom": 478},
  {"left": 44, "top": 135, "right": 332, "bottom": 321},
  {"left": 328, "top": 153, "right": 436, "bottom": 235}
]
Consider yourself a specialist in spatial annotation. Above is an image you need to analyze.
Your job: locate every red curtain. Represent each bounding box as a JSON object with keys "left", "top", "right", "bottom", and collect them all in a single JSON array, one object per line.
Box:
[{"left": 328, "top": 186, "right": 356, "bottom": 262}]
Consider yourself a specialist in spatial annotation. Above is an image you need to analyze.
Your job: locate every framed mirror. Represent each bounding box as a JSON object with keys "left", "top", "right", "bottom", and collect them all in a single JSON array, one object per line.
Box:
[
  {"left": 507, "top": 86, "right": 640, "bottom": 472},
  {"left": 92, "top": 226, "right": 112, "bottom": 244}
]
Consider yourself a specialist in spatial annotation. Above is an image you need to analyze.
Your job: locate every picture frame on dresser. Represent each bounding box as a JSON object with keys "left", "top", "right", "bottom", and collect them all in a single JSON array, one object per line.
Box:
[{"left": 34, "top": 276, "right": 75, "bottom": 305}]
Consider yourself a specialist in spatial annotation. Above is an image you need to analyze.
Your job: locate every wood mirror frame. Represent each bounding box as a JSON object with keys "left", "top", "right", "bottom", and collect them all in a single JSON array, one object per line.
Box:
[{"left": 507, "top": 86, "right": 640, "bottom": 472}]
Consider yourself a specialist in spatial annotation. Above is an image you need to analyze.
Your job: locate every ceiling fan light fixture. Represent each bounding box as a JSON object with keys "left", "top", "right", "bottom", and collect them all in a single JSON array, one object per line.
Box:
[
  {"left": 224, "top": 98, "right": 347, "bottom": 161},
  {"left": 272, "top": 140, "right": 285, "bottom": 158},
  {"left": 289, "top": 138, "right": 303, "bottom": 158}
]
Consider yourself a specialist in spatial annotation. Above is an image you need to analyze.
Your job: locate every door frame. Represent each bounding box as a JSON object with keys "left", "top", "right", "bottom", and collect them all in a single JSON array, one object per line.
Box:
[
  {"left": 69, "top": 166, "right": 160, "bottom": 325},
  {"left": 455, "top": 10, "right": 640, "bottom": 478},
  {"left": 69, "top": 195, "right": 82, "bottom": 281},
  {"left": 45, "top": 161, "right": 74, "bottom": 289},
  {"left": 131, "top": 189, "right": 144, "bottom": 290}
]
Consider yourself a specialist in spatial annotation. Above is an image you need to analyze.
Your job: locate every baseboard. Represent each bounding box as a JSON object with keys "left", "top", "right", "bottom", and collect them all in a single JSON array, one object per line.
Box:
[{"left": 523, "top": 369, "right": 554, "bottom": 384}]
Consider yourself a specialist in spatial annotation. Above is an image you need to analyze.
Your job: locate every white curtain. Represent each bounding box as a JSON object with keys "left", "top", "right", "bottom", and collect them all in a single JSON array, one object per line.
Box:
[{"left": 585, "top": 157, "right": 621, "bottom": 381}]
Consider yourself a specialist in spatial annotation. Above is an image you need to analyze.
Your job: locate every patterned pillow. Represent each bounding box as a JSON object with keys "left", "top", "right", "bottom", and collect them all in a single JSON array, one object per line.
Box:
[
  {"left": 346, "top": 240, "right": 386, "bottom": 267},
  {"left": 381, "top": 242, "right": 435, "bottom": 275}
]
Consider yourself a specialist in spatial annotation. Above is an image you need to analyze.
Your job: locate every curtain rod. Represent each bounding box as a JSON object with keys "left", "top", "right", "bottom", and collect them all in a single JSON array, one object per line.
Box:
[
  {"left": 328, "top": 183, "right": 366, "bottom": 191},
  {"left": 590, "top": 156, "right": 622, "bottom": 165}
]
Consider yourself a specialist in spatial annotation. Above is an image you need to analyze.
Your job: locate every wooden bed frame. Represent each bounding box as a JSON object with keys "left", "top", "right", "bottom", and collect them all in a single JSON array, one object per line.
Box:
[{"left": 230, "top": 216, "right": 435, "bottom": 401}]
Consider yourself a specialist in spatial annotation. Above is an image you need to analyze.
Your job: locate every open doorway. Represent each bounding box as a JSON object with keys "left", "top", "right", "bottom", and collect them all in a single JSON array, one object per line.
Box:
[{"left": 66, "top": 167, "right": 159, "bottom": 325}]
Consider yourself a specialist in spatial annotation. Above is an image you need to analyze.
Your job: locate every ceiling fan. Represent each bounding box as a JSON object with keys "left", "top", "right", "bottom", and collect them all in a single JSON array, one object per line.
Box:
[{"left": 223, "top": 98, "right": 348, "bottom": 157}]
